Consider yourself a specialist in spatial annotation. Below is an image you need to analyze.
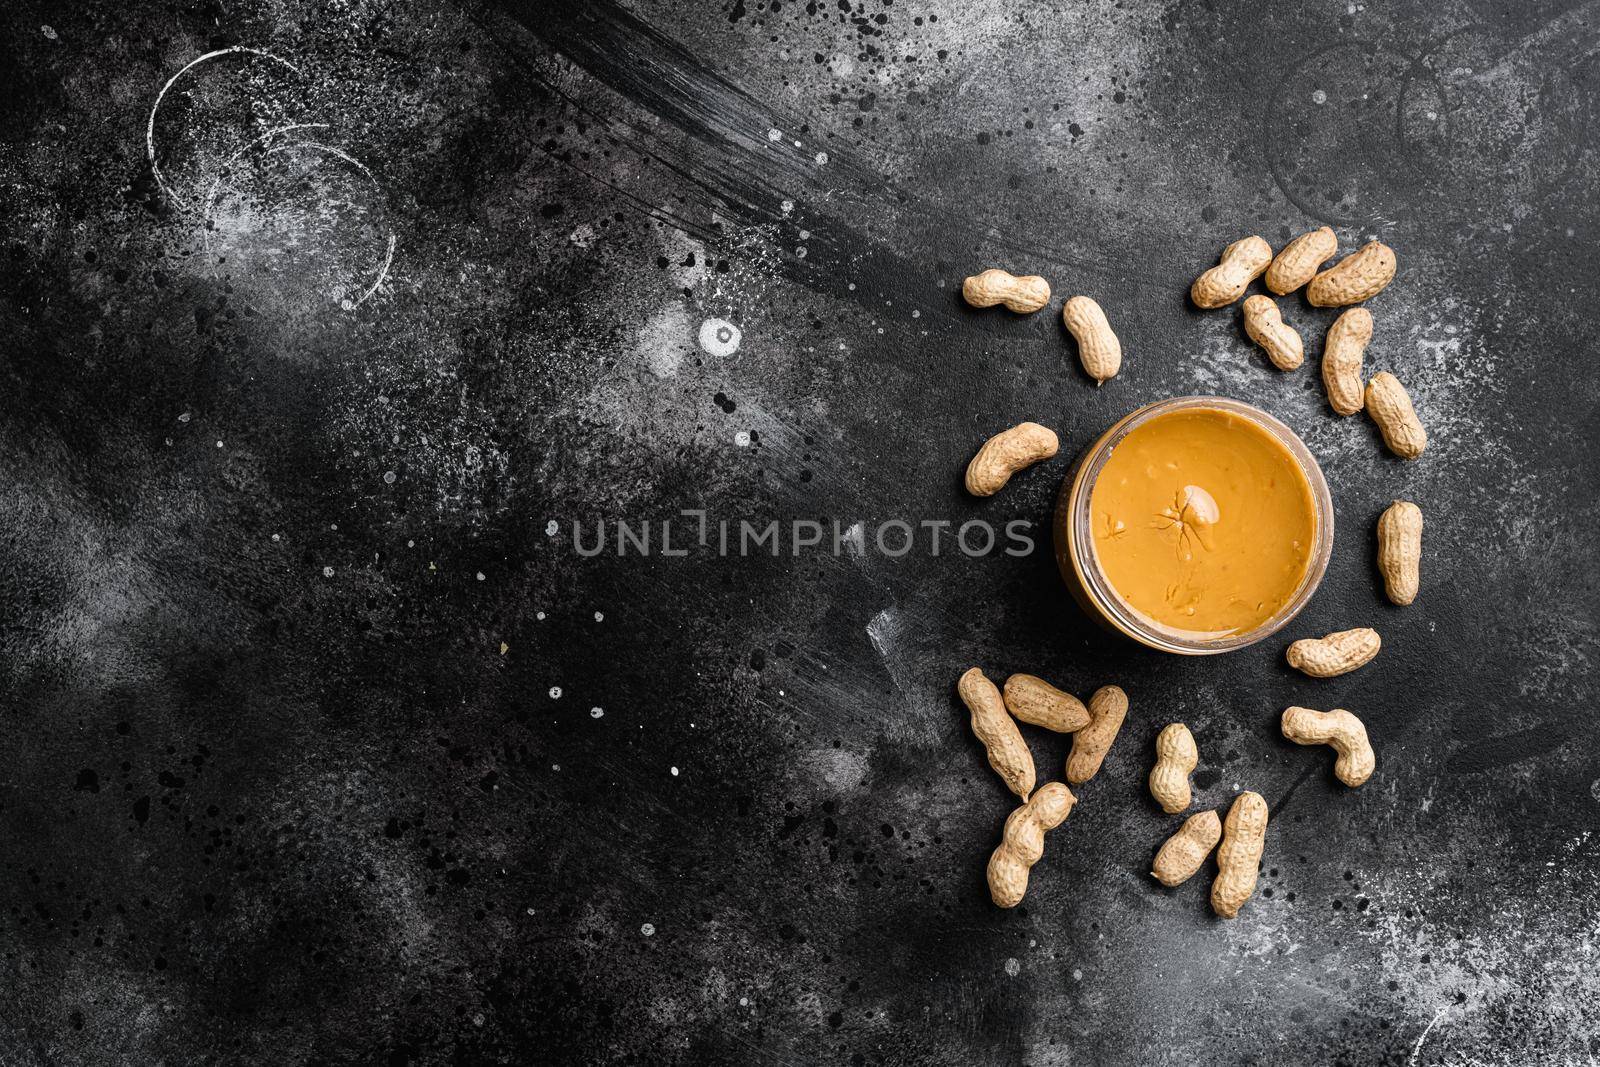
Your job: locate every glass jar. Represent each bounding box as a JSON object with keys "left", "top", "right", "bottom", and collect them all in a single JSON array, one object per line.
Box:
[{"left": 1053, "top": 396, "right": 1335, "bottom": 655}]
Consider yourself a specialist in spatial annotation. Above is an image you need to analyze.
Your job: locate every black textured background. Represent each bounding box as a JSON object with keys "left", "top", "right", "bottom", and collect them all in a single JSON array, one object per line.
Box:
[{"left": 3, "top": 1, "right": 1599, "bottom": 1063}]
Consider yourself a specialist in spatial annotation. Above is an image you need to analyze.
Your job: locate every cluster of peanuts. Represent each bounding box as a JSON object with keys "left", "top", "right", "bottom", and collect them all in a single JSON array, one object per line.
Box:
[
  {"left": 1146, "top": 697, "right": 1375, "bottom": 919},
  {"left": 1145, "top": 634, "right": 1383, "bottom": 918},
  {"left": 1189, "top": 229, "right": 1425, "bottom": 610},
  {"left": 952, "top": 228, "right": 1431, "bottom": 919},
  {"left": 956, "top": 669, "right": 1127, "bottom": 908},
  {"left": 959, "top": 658, "right": 1380, "bottom": 918},
  {"left": 1185, "top": 231, "right": 1429, "bottom": 910}
]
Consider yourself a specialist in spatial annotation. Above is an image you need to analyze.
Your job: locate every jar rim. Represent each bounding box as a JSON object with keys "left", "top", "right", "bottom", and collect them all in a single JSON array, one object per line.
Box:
[{"left": 1057, "top": 395, "right": 1335, "bottom": 655}]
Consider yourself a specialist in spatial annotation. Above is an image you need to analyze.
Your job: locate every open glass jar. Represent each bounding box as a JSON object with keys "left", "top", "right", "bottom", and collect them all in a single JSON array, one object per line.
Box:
[{"left": 1053, "top": 396, "right": 1335, "bottom": 655}]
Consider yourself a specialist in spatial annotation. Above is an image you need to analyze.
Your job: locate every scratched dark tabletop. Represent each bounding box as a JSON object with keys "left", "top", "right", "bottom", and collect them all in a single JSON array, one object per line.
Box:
[{"left": 3, "top": 1, "right": 1599, "bottom": 1064}]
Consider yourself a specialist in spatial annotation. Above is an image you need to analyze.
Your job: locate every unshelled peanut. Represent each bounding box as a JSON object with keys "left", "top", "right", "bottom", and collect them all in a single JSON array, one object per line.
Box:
[
  {"left": 987, "top": 782, "right": 1076, "bottom": 908},
  {"left": 1322, "top": 308, "right": 1372, "bottom": 416},
  {"left": 1062, "top": 295, "right": 1121, "bottom": 385},
  {"left": 1286, "top": 627, "right": 1381, "bottom": 678},
  {"left": 1148, "top": 723, "right": 1198, "bottom": 814},
  {"left": 958, "top": 668, "right": 1035, "bottom": 800},
  {"left": 1377, "top": 501, "right": 1423, "bottom": 606},
  {"left": 965, "top": 422, "right": 1059, "bottom": 497},
  {"left": 1365, "top": 372, "right": 1426, "bottom": 459},
  {"left": 1003, "top": 674, "right": 1090, "bottom": 733},
  {"left": 1281, "top": 706, "right": 1375, "bottom": 787},
  {"left": 1242, "top": 295, "right": 1304, "bottom": 371},
  {"left": 1190, "top": 236, "right": 1273, "bottom": 309},
  {"left": 1066, "top": 685, "right": 1128, "bottom": 785},
  {"left": 1211, "top": 791, "right": 1269, "bottom": 919},
  {"left": 1151, "top": 809, "right": 1221, "bottom": 887},
  {"left": 1265, "top": 226, "right": 1337, "bottom": 295},
  {"left": 1307, "top": 240, "right": 1396, "bottom": 306},
  {"left": 963, "top": 269, "right": 1051, "bottom": 313}
]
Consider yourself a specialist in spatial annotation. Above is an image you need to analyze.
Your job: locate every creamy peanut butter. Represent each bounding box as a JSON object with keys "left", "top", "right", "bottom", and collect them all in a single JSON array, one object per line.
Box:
[{"left": 1088, "top": 407, "right": 1316, "bottom": 639}]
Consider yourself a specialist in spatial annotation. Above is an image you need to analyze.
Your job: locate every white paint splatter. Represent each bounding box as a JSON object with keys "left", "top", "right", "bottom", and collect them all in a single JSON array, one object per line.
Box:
[{"left": 698, "top": 318, "right": 742, "bottom": 358}]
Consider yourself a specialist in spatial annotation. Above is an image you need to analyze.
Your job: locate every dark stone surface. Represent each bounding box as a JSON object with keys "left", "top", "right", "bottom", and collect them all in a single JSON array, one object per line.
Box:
[{"left": 2, "top": 0, "right": 1598, "bottom": 1063}]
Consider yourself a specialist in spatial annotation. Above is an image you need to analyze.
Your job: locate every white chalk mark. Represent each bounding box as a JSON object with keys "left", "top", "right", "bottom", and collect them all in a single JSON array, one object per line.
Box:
[
  {"left": 1409, "top": 1005, "right": 1450, "bottom": 1065},
  {"left": 147, "top": 46, "right": 302, "bottom": 211},
  {"left": 866, "top": 607, "right": 914, "bottom": 705},
  {"left": 269, "top": 140, "right": 373, "bottom": 177},
  {"left": 201, "top": 129, "right": 396, "bottom": 312},
  {"left": 199, "top": 122, "right": 330, "bottom": 220},
  {"left": 265, "top": 141, "right": 396, "bottom": 309},
  {"left": 866, "top": 608, "right": 899, "bottom": 660},
  {"left": 357, "top": 234, "right": 398, "bottom": 309}
]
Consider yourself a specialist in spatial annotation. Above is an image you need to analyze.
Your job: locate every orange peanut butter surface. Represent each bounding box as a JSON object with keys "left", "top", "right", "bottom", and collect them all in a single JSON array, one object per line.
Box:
[{"left": 1089, "top": 407, "right": 1316, "bottom": 639}]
